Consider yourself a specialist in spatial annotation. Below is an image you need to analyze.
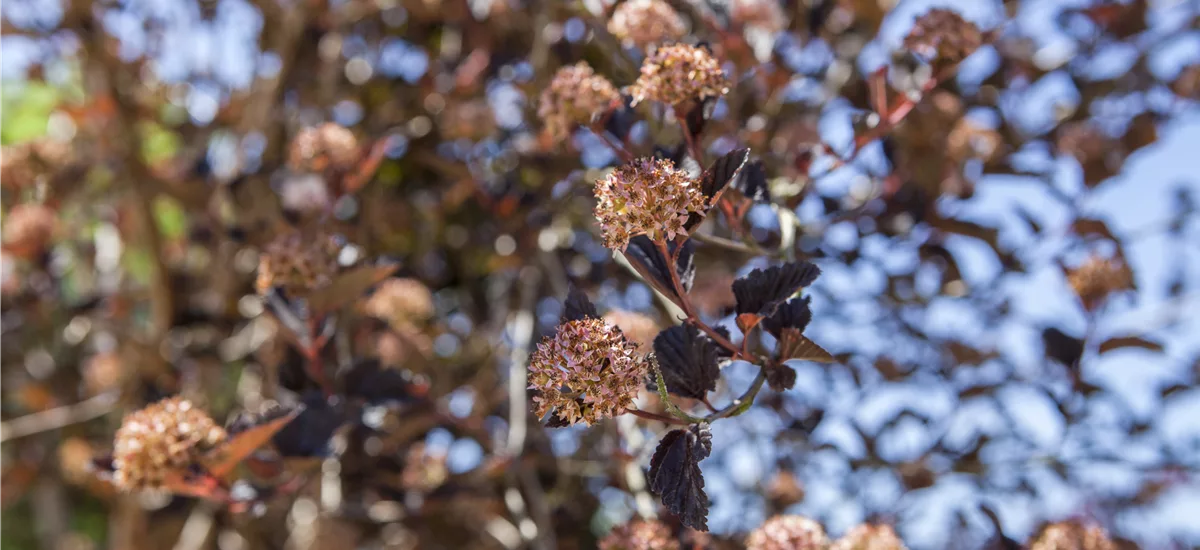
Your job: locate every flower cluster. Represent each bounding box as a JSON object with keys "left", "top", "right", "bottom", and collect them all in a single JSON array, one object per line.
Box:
[
  {"left": 594, "top": 157, "right": 707, "bottom": 250},
  {"left": 903, "top": 9, "right": 983, "bottom": 65},
  {"left": 629, "top": 44, "right": 730, "bottom": 107},
  {"left": 538, "top": 62, "right": 621, "bottom": 140},
  {"left": 1066, "top": 255, "right": 1132, "bottom": 311},
  {"left": 746, "top": 515, "right": 830, "bottom": 550},
  {"left": 831, "top": 524, "right": 907, "bottom": 550},
  {"left": 255, "top": 230, "right": 342, "bottom": 296},
  {"left": 598, "top": 519, "right": 679, "bottom": 550},
  {"left": 528, "top": 318, "right": 648, "bottom": 425},
  {"left": 364, "top": 277, "right": 436, "bottom": 328},
  {"left": 288, "top": 122, "right": 360, "bottom": 172},
  {"left": 111, "top": 397, "right": 227, "bottom": 491},
  {"left": 1030, "top": 520, "right": 1115, "bottom": 550},
  {"left": 608, "top": 0, "right": 686, "bottom": 49},
  {"left": 2, "top": 204, "right": 58, "bottom": 258}
]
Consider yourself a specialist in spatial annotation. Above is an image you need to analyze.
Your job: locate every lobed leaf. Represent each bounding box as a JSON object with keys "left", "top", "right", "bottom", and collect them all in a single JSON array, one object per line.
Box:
[{"left": 648, "top": 423, "right": 712, "bottom": 531}]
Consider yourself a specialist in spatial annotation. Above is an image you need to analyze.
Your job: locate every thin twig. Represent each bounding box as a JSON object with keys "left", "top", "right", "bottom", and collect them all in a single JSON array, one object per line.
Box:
[{"left": 0, "top": 392, "right": 119, "bottom": 443}]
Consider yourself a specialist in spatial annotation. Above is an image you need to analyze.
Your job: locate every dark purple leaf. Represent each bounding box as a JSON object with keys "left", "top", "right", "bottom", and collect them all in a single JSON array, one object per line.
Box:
[
  {"left": 562, "top": 287, "right": 599, "bottom": 322},
  {"left": 685, "top": 148, "right": 751, "bottom": 231},
  {"left": 733, "top": 261, "right": 821, "bottom": 316},
  {"left": 761, "top": 296, "right": 813, "bottom": 338},
  {"left": 648, "top": 424, "right": 712, "bottom": 531},
  {"left": 341, "top": 360, "right": 418, "bottom": 404},
  {"left": 683, "top": 97, "right": 717, "bottom": 141},
  {"left": 653, "top": 325, "right": 721, "bottom": 399},
  {"left": 765, "top": 362, "right": 797, "bottom": 391},
  {"left": 732, "top": 159, "right": 770, "bottom": 202},
  {"left": 604, "top": 94, "right": 637, "bottom": 141},
  {"left": 624, "top": 236, "right": 695, "bottom": 302},
  {"left": 1042, "top": 327, "right": 1083, "bottom": 368}
]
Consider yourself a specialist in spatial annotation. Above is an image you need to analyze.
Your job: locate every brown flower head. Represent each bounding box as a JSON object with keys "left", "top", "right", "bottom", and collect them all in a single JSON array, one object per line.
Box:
[
  {"left": 903, "top": 9, "right": 983, "bottom": 65},
  {"left": 1030, "top": 520, "right": 1115, "bottom": 550},
  {"left": 599, "top": 519, "right": 680, "bottom": 550},
  {"left": 288, "top": 123, "right": 360, "bottom": 172},
  {"left": 731, "top": 0, "right": 786, "bottom": 32},
  {"left": 440, "top": 99, "right": 498, "bottom": 141},
  {"left": 538, "top": 62, "right": 621, "bottom": 140},
  {"left": 527, "top": 318, "right": 648, "bottom": 425},
  {"left": 3, "top": 204, "right": 59, "bottom": 257},
  {"left": 255, "top": 230, "right": 342, "bottom": 296},
  {"left": 602, "top": 310, "right": 659, "bottom": 353},
  {"left": 629, "top": 44, "right": 730, "bottom": 107},
  {"left": 1067, "top": 255, "right": 1132, "bottom": 311},
  {"left": 365, "top": 278, "right": 436, "bottom": 327},
  {"left": 111, "top": 397, "right": 227, "bottom": 491},
  {"left": 83, "top": 352, "right": 124, "bottom": 396},
  {"left": 831, "top": 524, "right": 907, "bottom": 550},
  {"left": 608, "top": 0, "right": 687, "bottom": 49},
  {"left": 1, "top": 144, "right": 34, "bottom": 188},
  {"left": 594, "top": 157, "right": 707, "bottom": 251},
  {"left": 746, "top": 515, "right": 831, "bottom": 550}
]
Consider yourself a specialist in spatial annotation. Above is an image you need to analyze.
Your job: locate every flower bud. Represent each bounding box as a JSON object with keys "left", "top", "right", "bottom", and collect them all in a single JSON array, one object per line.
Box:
[
  {"left": 528, "top": 318, "right": 648, "bottom": 425},
  {"left": 746, "top": 515, "right": 830, "bottom": 550},
  {"left": 111, "top": 397, "right": 226, "bottom": 491},
  {"left": 594, "top": 158, "right": 707, "bottom": 251}
]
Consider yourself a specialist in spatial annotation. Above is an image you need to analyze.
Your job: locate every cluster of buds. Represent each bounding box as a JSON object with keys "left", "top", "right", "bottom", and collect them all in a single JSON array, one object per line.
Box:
[
  {"left": 903, "top": 9, "right": 983, "bottom": 66},
  {"left": 1066, "top": 255, "right": 1132, "bottom": 311},
  {"left": 594, "top": 157, "right": 707, "bottom": 251},
  {"left": 608, "top": 0, "right": 686, "bottom": 49},
  {"left": 364, "top": 277, "right": 436, "bottom": 329},
  {"left": 831, "top": 524, "right": 907, "bottom": 550},
  {"left": 288, "top": 123, "right": 360, "bottom": 173},
  {"left": 599, "top": 519, "right": 679, "bottom": 550},
  {"left": 630, "top": 44, "right": 731, "bottom": 107},
  {"left": 538, "top": 62, "right": 621, "bottom": 140},
  {"left": 602, "top": 309, "right": 659, "bottom": 353},
  {"left": 1030, "top": 520, "right": 1115, "bottom": 550},
  {"left": 111, "top": 397, "right": 227, "bottom": 491},
  {"left": 527, "top": 317, "right": 648, "bottom": 425},
  {"left": 746, "top": 515, "right": 830, "bottom": 550},
  {"left": 2, "top": 204, "right": 59, "bottom": 259},
  {"left": 255, "top": 230, "right": 343, "bottom": 296}
]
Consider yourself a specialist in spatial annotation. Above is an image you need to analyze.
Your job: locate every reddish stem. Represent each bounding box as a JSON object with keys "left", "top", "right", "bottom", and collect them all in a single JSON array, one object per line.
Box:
[{"left": 653, "top": 238, "right": 742, "bottom": 357}]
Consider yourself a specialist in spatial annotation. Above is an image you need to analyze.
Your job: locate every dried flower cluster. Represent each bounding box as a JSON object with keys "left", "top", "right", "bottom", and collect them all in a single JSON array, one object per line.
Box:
[
  {"left": 528, "top": 318, "right": 648, "bottom": 425},
  {"left": 608, "top": 0, "right": 687, "bottom": 49},
  {"left": 599, "top": 519, "right": 680, "bottom": 550},
  {"left": 594, "top": 158, "right": 707, "bottom": 250},
  {"left": 440, "top": 99, "right": 498, "bottom": 141},
  {"left": 1030, "top": 520, "right": 1116, "bottom": 550},
  {"left": 831, "top": 524, "right": 907, "bottom": 550},
  {"left": 364, "top": 277, "right": 436, "bottom": 328},
  {"left": 255, "top": 230, "right": 342, "bottom": 295},
  {"left": 602, "top": 309, "right": 659, "bottom": 353},
  {"left": 746, "top": 515, "right": 830, "bottom": 550},
  {"left": 111, "top": 397, "right": 227, "bottom": 491},
  {"left": 2, "top": 204, "right": 59, "bottom": 258},
  {"left": 288, "top": 122, "right": 360, "bottom": 172},
  {"left": 629, "top": 44, "right": 730, "bottom": 107},
  {"left": 903, "top": 9, "right": 983, "bottom": 65},
  {"left": 1067, "top": 255, "right": 1132, "bottom": 310},
  {"left": 538, "top": 62, "right": 622, "bottom": 140}
]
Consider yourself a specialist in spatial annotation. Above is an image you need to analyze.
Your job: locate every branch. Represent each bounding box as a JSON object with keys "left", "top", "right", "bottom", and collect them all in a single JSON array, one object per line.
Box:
[{"left": 0, "top": 392, "right": 119, "bottom": 443}]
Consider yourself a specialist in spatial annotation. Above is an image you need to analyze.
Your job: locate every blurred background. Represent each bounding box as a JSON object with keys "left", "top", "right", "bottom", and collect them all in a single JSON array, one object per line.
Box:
[{"left": 2, "top": 0, "right": 1199, "bottom": 548}]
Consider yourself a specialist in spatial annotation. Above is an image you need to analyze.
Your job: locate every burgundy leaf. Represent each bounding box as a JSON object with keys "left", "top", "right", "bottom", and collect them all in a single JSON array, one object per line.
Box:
[
  {"left": 562, "top": 287, "right": 600, "bottom": 322},
  {"left": 648, "top": 423, "right": 712, "bottom": 531},
  {"left": 733, "top": 261, "right": 821, "bottom": 316},
  {"left": 777, "top": 328, "right": 834, "bottom": 363},
  {"left": 732, "top": 159, "right": 770, "bottom": 202},
  {"left": 685, "top": 148, "right": 751, "bottom": 231},
  {"left": 653, "top": 325, "right": 721, "bottom": 399},
  {"left": 761, "top": 296, "right": 813, "bottom": 338},
  {"left": 624, "top": 236, "right": 695, "bottom": 301}
]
